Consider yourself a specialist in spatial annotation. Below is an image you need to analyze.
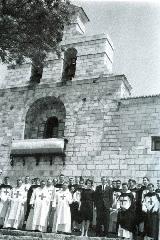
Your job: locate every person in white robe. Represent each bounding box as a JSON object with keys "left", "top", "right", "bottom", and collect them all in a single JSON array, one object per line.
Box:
[
  {"left": 3, "top": 179, "right": 26, "bottom": 229},
  {"left": 26, "top": 180, "right": 51, "bottom": 232},
  {"left": 52, "top": 181, "right": 73, "bottom": 233},
  {"left": 0, "top": 177, "right": 12, "bottom": 227}
]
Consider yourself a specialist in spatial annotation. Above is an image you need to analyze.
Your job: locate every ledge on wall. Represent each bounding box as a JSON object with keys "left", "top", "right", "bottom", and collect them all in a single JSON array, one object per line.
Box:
[{"left": 10, "top": 138, "right": 68, "bottom": 166}]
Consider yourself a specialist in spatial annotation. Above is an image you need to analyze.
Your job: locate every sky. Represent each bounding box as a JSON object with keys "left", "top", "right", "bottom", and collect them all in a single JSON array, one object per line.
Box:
[{"left": 1, "top": 0, "right": 160, "bottom": 96}]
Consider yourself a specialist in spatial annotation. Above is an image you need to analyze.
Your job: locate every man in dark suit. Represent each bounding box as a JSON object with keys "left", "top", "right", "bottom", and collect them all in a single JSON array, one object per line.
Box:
[
  {"left": 94, "top": 176, "right": 113, "bottom": 237},
  {"left": 23, "top": 177, "right": 40, "bottom": 228},
  {"left": 55, "top": 174, "right": 65, "bottom": 189}
]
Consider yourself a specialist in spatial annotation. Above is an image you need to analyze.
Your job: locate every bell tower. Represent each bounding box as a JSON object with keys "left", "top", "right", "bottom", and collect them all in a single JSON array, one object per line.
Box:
[{"left": 63, "top": 5, "right": 90, "bottom": 38}]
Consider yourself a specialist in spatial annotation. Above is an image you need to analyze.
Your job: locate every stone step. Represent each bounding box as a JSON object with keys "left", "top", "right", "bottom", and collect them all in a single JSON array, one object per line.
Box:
[
  {"left": 0, "top": 229, "right": 42, "bottom": 238},
  {"left": 0, "top": 229, "right": 121, "bottom": 240},
  {"left": 0, "top": 237, "right": 121, "bottom": 240}
]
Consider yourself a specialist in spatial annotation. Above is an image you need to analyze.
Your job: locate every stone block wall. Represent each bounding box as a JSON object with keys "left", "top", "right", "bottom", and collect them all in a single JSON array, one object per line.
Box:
[
  {"left": 119, "top": 95, "right": 160, "bottom": 184},
  {"left": 3, "top": 64, "right": 31, "bottom": 89},
  {"left": 0, "top": 72, "right": 159, "bottom": 186},
  {"left": 62, "top": 34, "right": 113, "bottom": 80},
  {"left": 0, "top": 75, "right": 132, "bottom": 185},
  {"left": 0, "top": 5, "right": 159, "bottom": 187},
  {"left": 3, "top": 33, "right": 113, "bottom": 89},
  {"left": 24, "top": 97, "right": 66, "bottom": 139}
]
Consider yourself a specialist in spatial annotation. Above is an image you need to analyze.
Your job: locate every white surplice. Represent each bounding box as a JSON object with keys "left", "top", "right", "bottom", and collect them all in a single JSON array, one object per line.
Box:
[
  {"left": 26, "top": 186, "right": 50, "bottom": 232},
  {"left": 0, "top": 187, "right": 12, "bottom": 226},
  {"left": 52, "top": 189, "right": 72, "bottom": 233},
  {"left": 4, "top": 186, "right": 26, "bottom": 229}
]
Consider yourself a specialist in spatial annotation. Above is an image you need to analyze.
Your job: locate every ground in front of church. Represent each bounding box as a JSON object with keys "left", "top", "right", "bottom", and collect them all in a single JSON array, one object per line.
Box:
[{"left": 0, "top": 229, "right": 121, "bottom": 240}]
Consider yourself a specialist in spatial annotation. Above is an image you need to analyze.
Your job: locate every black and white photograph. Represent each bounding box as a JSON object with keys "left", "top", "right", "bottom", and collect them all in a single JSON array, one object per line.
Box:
[{"left": 0, "top": 0, "right": 160, "bottom": 239}]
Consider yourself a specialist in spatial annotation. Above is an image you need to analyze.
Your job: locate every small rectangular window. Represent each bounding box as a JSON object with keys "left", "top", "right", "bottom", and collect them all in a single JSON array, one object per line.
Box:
[{"left": 151, "top": 136, "right": 160, "bottom": 151}]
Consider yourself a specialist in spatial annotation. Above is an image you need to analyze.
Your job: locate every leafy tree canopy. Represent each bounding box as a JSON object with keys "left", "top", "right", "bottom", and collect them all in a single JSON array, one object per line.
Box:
[{"left": 0, "top": 0, "right": 73, "bottom": 81}]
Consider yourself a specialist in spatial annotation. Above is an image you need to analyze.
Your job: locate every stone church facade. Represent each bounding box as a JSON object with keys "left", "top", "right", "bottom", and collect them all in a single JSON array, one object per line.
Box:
[{"left": 0, "top": 6, "right": 159, "bottom": 184}]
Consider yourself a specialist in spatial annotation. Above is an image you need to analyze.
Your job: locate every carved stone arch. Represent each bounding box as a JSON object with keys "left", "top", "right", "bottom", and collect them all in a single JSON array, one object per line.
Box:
[{"left": 24, "top": 96, "right": 66, "bottom": 139}]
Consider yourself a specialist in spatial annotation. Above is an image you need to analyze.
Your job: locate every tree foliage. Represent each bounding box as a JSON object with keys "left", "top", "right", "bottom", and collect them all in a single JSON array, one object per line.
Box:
[{"left": 0, "top": 0, "right": 73, "bottom": 81}]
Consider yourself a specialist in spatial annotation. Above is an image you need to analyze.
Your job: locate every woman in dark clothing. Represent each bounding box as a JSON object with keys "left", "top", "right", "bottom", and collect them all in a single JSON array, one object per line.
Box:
[
  {"left": 70, "top": 180, "right": 85, "bottom": 231},
  {"left": 79, "top": 179, "right": 94, "bottom": 237}
]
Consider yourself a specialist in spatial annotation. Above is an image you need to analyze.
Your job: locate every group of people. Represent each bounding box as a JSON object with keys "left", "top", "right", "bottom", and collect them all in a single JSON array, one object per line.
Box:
[{"left": 0, "top": 174, "right": 159, "bottom": 240}]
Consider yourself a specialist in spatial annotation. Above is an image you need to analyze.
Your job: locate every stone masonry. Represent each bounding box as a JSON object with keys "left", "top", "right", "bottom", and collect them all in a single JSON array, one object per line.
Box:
[{"left": 0, "top": 5, "right": 159, "bottom": 185}]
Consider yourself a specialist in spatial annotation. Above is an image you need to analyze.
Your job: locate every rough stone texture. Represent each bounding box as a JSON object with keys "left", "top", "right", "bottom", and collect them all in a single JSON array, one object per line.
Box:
[
  {"left": 24, "top": 97, "right": 66, "bottom": 139},
  {"left": 0, "top": 229, "right": 121, "bottom": 240},
  {"left": 119, "top": 96, "right": 160, "bottom": 183},
  {"left": 0, "top": 74, "right": 132, "bottom": 184},
  {"left": 3, "top": 34, "right": 113, "bottom": 89},
  {"left": 0, "top": 6, "right": 159, "bottom": 185}
]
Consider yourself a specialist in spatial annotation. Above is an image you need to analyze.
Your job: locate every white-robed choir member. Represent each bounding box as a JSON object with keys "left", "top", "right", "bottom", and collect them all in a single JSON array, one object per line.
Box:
[
  {"left": 0, "top": 177, "right": 12, "bottom": 227},
  {"left": 4, "top": 179, "right": 26, "bottom": 229},
  {"left": 26, "top": 180, "right": 51, "bottom": 232},
  {"left": 52, "top": 181, "right": 73, "bottom": 233}
]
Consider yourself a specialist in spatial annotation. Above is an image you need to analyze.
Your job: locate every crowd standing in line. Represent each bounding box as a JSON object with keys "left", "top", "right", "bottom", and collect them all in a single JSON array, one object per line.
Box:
[{"left": 0, "top": 175, "right": 159, "bottom": 240}]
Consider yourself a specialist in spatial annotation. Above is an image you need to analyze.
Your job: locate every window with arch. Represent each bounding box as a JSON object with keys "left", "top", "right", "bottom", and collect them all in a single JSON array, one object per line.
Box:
[
  {"left": 24, "top": 97, "right": 66, "bottom": 140},
  {"left": 62, "top": 48, "right": 77, "bottom": 82},
  {"left": 43, "top": 117, "right": 59, "bottom": 138}
]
